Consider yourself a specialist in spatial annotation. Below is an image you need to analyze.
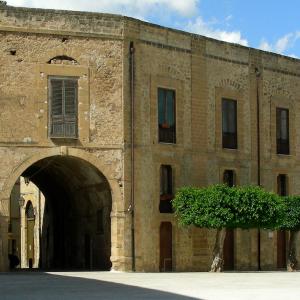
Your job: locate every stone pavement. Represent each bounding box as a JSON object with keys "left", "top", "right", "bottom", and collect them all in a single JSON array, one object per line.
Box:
[{"left": 1, "top": 271, "right": 300, "bottom": 300}]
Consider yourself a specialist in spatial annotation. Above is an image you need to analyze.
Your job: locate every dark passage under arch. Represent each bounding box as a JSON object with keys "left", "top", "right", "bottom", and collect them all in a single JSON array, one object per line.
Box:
[{"left": 13, "top": 155, "right": 112, "bottom": 270}]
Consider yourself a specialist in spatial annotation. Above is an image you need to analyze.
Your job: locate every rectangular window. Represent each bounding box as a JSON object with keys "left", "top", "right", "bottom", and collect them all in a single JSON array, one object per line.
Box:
[
  {"left": 222, "top": 98, "right": 237, "bottom": 149},
  {"left": 159, "top": 165, "right": 173, "bottom": 213},
  {"left": 276, "top": 108, "right": 289, "bottom": 155},
  {"left": 223, "top": 170, "right": 236, "bottom": 187},
  {"left": 49, "top": 77, "right": 78, "bottom": 138},
  {"left": 277, "top": 174, "right": 288, "bottom": 196},
  {"left": 158, "top": 88, "right": 176, "bottom": 143}
]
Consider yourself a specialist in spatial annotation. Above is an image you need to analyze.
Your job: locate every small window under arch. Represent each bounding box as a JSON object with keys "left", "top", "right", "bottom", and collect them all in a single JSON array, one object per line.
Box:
[
  {"left": 223, "top": 170, "right": 236, "bottom": 187},
  {"left": 25, "top": 201, "right": 35, "bottom": 219},
  {"left": 47, "top": 55, "right": 78, "bottom": 65}
]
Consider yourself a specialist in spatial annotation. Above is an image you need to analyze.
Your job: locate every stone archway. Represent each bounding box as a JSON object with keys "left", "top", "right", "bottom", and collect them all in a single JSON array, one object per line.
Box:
[{"left": 0, "top": 148, "right": 126, "bottom": 272}]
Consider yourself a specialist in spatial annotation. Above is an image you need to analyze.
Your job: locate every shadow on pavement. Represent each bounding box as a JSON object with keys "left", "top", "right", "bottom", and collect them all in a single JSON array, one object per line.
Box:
[{"left": 0, "top": 272, "right": 202, "bottom": 300}]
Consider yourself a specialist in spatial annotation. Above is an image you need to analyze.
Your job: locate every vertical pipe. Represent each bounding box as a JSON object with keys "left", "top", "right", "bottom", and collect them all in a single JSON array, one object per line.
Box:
[
  {"left": 255, "top": 67, "right": 261, "bottom": 271},
  {"left": 129, "top": 41, "right": 136, "bottom": 272}
]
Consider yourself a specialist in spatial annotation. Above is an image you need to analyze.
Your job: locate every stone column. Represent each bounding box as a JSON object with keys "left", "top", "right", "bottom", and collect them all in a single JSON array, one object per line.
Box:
[
  {"left": 19, "top": 199, "right": 26, "bottom": 268},
  {"left": 0, "top": 198, "right": 10, "bottom": 271},
  {"left": 33, "top": 204, "right": 40, "bottom": 268}
]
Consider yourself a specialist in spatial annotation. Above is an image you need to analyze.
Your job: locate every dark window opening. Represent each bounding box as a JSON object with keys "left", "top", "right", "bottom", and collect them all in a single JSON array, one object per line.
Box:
[
  {"left": 159, "top": 165, "right": 173, "bottom": 213},
  {"left": 223, "top": 170, "right": 236, "bottom": 187},
  {"left": 277, "top": 174, "right": 288, "bottom": 196},
  {"left": 276, "top": 108, "right": 289, "bottom": 155},
  {"left": 158, "top": 88, "right": 176, "bottom": 143},
  {"left": 222, "top": 98, "right": 237, "bottom": 149},
  {"left": 49, "top": 77, "right": 78, "bottom": 138},
  {"left": 25, "top": 201, "right": 35, "bottom": 219}
]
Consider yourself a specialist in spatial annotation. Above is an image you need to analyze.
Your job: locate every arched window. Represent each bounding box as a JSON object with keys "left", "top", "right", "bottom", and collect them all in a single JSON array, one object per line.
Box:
[
  {"left": 25, "top": 201, "right": 35, "bottom": 219},
  {"left": 47, "top": 55, "right": 78, "bottom": 65}
]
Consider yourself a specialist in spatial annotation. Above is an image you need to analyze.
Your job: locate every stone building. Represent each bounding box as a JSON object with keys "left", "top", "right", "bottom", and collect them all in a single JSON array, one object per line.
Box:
[
  {"left": 0, "top": 2, "right": 300, "bottom": 272},
  {"left": 9, "top": 177, "right": 45, "bottom": 269}
]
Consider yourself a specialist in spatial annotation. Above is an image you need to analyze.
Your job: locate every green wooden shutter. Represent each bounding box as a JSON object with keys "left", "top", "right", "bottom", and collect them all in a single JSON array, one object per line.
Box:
[
  {"left": 50, "top": 79, "right": 64, "bottom": 137},
  {"left": 50, "top": 78, "right": 78, "bottom": 138},
  {"left": 64, "top": 80, "right": 77, "bottom": 138}
]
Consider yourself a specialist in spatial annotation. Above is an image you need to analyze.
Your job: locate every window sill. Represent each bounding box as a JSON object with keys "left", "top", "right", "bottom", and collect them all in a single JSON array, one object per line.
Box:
[
  {"left": 222, "top": 147, "right": 238, "bottom": 150},
  {"left": 50, "top": 136, "right": 78, "bottom": 139},
  {"left": 158, "top": 142, "right": 177, "bottom": 146},
  {"left": 220, "top": 147, "right": 240, "bottom": 154},
  {"left": 276, "top": 153, "right": 292, "bottom": 157}
]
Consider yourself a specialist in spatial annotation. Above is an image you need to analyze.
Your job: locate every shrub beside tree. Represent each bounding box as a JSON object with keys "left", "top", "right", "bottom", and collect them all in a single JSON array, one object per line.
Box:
[{"left": 172, "top": 185, "right": 282, "bottom": 272}]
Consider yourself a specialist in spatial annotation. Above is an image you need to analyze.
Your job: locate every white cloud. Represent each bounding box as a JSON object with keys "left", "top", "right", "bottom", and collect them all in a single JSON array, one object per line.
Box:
[
  {"left": 259, "top": 32, "right": 300, "bottom": 55},
  {"left": 7, "top": 0, "right": 199, "bottom": 18},
  {"left": 225, "top": 15, "right": 232, "bottom": 22},
  {"left": 185, "top": 16, "right": 248, "bottom": 46},
  {"left": 287, "top": 53, "right": 299, "bottom": 59},
  {"left": 259, "top": 39, "right": 272, "bottom": 52},
  {"left": 275, "top": 33, "right": 293, "bottom": 53}
]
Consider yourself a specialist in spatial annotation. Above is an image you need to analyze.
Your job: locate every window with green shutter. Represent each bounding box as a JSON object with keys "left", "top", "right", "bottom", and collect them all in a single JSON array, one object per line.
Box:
[{"left": 49, "top": 77, "right": 78, "bottom": 138}]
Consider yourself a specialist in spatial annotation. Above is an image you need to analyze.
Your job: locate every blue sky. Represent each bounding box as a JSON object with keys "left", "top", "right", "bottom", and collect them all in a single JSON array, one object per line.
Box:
[{"left": 6, "top": 0, "right": 300, "bottom": 58}]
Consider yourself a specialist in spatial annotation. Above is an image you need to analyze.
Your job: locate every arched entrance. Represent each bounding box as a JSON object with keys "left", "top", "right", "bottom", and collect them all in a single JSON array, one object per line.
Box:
[{"left": 9, "top": 155, "right": 112, "bottom": 270}]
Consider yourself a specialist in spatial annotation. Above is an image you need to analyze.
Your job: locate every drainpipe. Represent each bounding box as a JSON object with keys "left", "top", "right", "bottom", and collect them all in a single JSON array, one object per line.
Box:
[
  {"left": 255, "top": 67, "right": 261, "bottom": 271},
  {"left": 129, "top": 41, "right": 136, "bottom": 272}
]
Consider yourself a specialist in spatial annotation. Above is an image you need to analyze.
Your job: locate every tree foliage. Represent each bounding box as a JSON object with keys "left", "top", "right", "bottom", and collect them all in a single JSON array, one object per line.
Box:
[
  {"left": 278, "top": 195, "right": 300, "bottom": 231},
  {"left": 172, "top": 185, "right": 282, "bottom": 230}
]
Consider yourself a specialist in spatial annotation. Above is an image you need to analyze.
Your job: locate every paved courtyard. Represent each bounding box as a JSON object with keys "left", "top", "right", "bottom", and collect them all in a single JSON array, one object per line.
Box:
[{"left": 1, "top": 271, "right": 300, "bottom": 300}]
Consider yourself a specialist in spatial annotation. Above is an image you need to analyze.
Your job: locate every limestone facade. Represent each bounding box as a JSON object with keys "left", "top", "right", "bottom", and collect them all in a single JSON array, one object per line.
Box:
[
  {"left": 1, "top": 3, "right": 300, "bottom": 272},
  {"left": 9, "top": 177, "right": 45, "bottom": 269}
]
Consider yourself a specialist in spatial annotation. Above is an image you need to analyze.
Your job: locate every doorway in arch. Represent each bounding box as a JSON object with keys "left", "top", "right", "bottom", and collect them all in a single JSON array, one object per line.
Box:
[{"left": 8, "top": 155, "right": 112, "bottom": 270}]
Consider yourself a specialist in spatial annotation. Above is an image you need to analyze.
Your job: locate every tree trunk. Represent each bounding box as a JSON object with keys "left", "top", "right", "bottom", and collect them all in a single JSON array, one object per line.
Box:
[
  {"left": 287, "top": 230, "right": 298, "bottom": 272},
  {"left": 210, "top": 228, "right": 226, "bottom": 272}
]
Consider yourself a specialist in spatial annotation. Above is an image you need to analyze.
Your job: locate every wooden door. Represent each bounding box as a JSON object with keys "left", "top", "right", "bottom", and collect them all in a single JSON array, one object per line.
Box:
[
  {"left": 277, "top": 230, "right": 286, "bottom": 269},
  {"left": 27, "top": 219, "right": 35, "bottom": 268},
  {"left": 223, "top": 229, "right": 234, "bottom": 270},
  {"left": 159, "top": 222, "right": 172, "bottom": 272}
]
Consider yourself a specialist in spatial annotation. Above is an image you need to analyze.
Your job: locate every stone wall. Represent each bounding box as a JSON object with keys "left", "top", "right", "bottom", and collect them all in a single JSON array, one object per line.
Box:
[
  {"left": 0, "top": 4, "right": 126, "bottom": 271},
  {"left": 125, "top": 18, "right": 300, "bottom": 271}
]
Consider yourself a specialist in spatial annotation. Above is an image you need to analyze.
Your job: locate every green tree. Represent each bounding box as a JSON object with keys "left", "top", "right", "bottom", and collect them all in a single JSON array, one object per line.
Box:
[
  {"left": 172, "top": 185, "right": 282, "bottom": 272},
  {"left": 278, "top": 196, "right": 300, "bottom": 271}
]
